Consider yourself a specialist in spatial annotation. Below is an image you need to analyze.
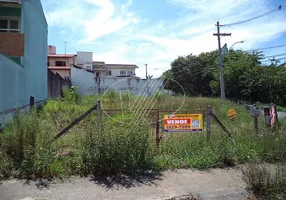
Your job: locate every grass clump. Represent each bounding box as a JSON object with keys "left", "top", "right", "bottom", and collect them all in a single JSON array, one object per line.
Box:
[{"left": 243, "top": 164, "right": 286, "bottom": 199}]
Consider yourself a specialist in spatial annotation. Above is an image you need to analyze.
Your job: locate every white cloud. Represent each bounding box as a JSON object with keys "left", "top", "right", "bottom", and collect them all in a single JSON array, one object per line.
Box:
[
  {"left": 43, "top": 0, "right": 286, "bottom": 78},
  {"left": 44, "top": 0, "right": 135, "bottom": 43}
]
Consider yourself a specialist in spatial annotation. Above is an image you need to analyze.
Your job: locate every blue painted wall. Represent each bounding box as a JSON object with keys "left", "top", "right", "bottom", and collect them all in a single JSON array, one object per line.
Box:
[
  {"left": 0, "top": 54, "right": 25, "bottom": 112},
  {"left": 0, "top": 0, "right": 48, "bottom": 123},
  {"left": 22, "top": 0, "right": 48, "bottom": 102}
]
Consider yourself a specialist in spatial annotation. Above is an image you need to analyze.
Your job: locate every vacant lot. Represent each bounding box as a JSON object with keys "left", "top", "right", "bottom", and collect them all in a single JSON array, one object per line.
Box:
[{"left": 1, "top": 91, "right": 285, "bottom": 199}]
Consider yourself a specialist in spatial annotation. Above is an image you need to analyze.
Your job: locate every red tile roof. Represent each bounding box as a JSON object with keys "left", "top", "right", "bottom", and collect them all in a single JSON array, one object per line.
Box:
[
  {"left": 48, "top": 54, "right": 76, "bottom": 58},
  {"left": 48, "top": 66, "right": 71, "bottom": 70}
]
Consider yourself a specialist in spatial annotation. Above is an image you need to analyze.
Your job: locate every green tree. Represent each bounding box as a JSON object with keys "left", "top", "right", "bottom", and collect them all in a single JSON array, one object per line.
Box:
[{"left": 162, "top": 49, "right": 286, "bottom": 106}]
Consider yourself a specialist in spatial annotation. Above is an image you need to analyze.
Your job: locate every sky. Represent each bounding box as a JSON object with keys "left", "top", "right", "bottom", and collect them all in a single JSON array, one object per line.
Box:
[{"left": 42, "top": 0, "right": 286, "bottom": 78}]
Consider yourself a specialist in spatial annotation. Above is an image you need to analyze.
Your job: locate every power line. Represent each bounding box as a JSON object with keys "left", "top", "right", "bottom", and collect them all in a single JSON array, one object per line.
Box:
[
  {"left": 262, "top": 53, "right": 286, "bottom": 59},
  {"left": 220, "top": 5, "right": 284, "bottom": 27},
  {"left": 247, "top": 44, "right": 286, "bottom": 52}
]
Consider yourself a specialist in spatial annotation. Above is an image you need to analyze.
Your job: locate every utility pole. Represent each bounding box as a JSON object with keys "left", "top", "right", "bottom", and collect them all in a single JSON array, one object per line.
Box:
[
  {"left": 63, "top": 41, "right": 68, "bottom": 55},
  {"left": 145, "top": 63, "right": 148, "bottom": 79},
  {"left": 213, "top": 21, "right": 231, "bottom": 99}
]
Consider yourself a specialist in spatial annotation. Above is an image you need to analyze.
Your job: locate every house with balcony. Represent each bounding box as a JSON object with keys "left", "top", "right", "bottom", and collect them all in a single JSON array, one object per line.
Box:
[
  {"left": 76, "top": 61, "right": 138, "bottom": 78},
  {"left": 72, "top": 50, "right": 139, "bottom": 78},
  {"left": 99, "top": 64, "right": 138, "bottom": 77},
  {"left": 47, "top": 45, "right": 77, "bottom": 79},
  {"left": 0, "top": 0, "right": 48, "bottom": 127}
]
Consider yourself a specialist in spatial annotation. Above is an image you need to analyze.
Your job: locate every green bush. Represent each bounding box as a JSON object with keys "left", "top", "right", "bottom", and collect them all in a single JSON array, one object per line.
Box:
[{"left": 62, "top": 86, "right": 81, "bottom": 104}]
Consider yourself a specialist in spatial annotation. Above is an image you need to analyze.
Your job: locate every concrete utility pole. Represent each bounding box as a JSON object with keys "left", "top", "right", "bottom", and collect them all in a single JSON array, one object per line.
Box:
[
  {"left": 63, "top": 41, "right": 68, "bottom": 55},
  {"left": 213, "top": 21, "right": 231, "bottom": 99},
  {"left": 145, "top": 63, "right": 148, "bottom": 79}
]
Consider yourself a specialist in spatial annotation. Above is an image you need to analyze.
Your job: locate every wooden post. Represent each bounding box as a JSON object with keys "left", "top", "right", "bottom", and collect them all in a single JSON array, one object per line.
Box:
[
  {"left": 155, "top": 109, "right": 160, "bottom": 146},
  {"left": 252, "top": 104, "right": 259, "bottom": 133},
  {"left": 254, "top": 115, "right": 258, "bottom": 133},
  {"left": 30, "top": 96, "right": 35, "bottom": 111},
  {"left": 49, "top": 104, "right": 98, "bottom": 143},
  {"left": 263, "top": 106, "right": 271, "bottom": 128},
  {"left": 97, "top": 99, "right": 101, "bottom": 127},
  {"left": 273, "top": 104, "right": 279, "bottom": 124},
  {"left": 206, "top": 105, "right": 212, "bottom": 139}
]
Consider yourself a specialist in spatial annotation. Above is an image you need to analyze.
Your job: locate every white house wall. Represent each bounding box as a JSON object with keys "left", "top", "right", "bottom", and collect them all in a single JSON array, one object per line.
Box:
[
  {"left": 71, "top": 67, "right": 166, "bottom": 96},
  {"left": 71, "top": 67, "right": 95, "bottom": 95},
  {"left": 107, "top": 68, "right": 135, "bottom": 77},
  {"left": 77, "top": 52, "right": 92, "bottom": 64}
]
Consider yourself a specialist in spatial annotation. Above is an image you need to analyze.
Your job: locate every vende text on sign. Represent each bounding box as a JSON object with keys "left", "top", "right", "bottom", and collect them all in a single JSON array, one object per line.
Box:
[{"left": 164, "top": 114, "right": 203, "bottom": 132}]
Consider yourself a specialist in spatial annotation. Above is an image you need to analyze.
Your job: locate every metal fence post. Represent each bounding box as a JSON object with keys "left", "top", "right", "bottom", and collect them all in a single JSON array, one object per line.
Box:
[
  {"left": 206, "top": 105, "right": 212, "bottom": 139},
  {"left": 97, "top": 99, "right": 101, "bottom": 127}
]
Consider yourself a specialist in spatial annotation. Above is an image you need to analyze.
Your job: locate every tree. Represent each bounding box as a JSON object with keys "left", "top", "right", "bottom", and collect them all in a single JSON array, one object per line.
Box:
[{"left": 162, "top": 49, "right": 286, "bottom": 106}]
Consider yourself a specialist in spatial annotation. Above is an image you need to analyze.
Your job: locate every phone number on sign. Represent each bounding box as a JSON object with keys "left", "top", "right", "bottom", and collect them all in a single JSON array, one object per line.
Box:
[{"left": 165, "top": 125, "right": 192, "bottom": 129}]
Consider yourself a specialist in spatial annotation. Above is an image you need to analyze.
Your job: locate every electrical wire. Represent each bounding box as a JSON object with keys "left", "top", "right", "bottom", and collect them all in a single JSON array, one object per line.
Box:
[
  {"left": 262, "top": 53, "right": 286, "bottom": 59},
  {"left": 220, "top": 5, "right": 285, "bottom": 27},
  {"left": 247, "top": 44, "right": 286, "bottom": 52}
]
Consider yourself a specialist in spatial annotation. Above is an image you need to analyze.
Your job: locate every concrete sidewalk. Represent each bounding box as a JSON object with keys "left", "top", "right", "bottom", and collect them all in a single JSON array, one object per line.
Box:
[{"left": 0, "top": 167, "right": 253, "bottom": 200}]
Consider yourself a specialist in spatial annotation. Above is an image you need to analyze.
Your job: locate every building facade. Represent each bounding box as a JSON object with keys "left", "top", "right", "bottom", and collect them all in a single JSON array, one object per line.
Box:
[
  {"left": 71, "top": 66, "right": 166, "bottom": 96},
  {"left": 76, "top": 51, "right": 93, "bottom": 70},
  {"left": 0, "top": 0, "right": 48, "bottom": 127},
  {"left": 47, "top": 45, "right": 77, "bottom": 79},
  {"left": 86, "top": 62, "right": 138, "bottom": 78}
]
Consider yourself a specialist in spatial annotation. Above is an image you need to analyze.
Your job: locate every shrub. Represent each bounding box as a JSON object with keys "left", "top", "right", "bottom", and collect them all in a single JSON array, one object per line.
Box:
[{"left": 62, "top": 86, "right": 81, "bottom": 104}]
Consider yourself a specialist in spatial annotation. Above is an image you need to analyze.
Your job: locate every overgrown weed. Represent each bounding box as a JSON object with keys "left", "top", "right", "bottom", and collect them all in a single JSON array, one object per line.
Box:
[
  {"left": 0, "top": 94, "right": 286, "bottom": 180},
  {"left": 243, "top": 163, "right": 286, "bottom": 199}
]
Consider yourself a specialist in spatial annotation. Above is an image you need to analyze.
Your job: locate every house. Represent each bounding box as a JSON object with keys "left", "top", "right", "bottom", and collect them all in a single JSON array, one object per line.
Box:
[
  {"left": 73, "top": 51, "right": 139, "bottom": 78},
  {"left": 74, "top": 62, "right": 139, "bottom": 78},
  {"left": 47, "top": 45, "right": 77, "bottom": 79},
  {"left": 0, "top": 0, "right": 48, "bottom": 126},
  {"left": 79, "top": 61, "right": 138, "bottom": 78},
  {"left": 102, "top": 64, "right": 138, "bottom": 77}
]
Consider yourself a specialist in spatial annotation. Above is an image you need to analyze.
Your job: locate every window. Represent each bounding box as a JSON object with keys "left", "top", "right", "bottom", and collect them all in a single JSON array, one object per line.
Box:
[
  {"left": 106, "top": 70, "right": 112, "bottom": 76},
  {"left": 0, "top": 18, "right": 20, "bottom": 33},
  {"left": 127, "top": 71, "right": 133, "bottom": 76},
  {"left": 0, "top": 20, "right": 8, "bottom": 32},
  {"left": 120, "top": 71, "right": 126, "bottom": 76},
  {"left": 55, "top": 61, "right": 66, "bottom": 66},
  {"left": 47, "top": 62, "right": 50, "bottom": 66}
]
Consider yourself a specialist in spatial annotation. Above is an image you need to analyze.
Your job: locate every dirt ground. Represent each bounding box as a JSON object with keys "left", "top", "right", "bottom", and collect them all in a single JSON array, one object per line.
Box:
[{"left": 0, "top": 166, "right": 255, "bottom": 200}]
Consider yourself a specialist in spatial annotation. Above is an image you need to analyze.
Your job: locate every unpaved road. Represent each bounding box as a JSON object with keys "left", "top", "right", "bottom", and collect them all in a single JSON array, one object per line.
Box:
[{"left": 0, "top": 167, "right": 254, "bottom": 200}]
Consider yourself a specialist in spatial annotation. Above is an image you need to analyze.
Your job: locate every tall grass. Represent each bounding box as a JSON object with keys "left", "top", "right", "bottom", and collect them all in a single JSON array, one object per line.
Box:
[
  {"left": 1, "top": 91, "right": 286, "bottom": 180},
  {"left": 83, "top": 118, "right": 155, "bottom": 176},
  {"left": 243, "top": 164, "right": 286, "bottom": 199}
]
